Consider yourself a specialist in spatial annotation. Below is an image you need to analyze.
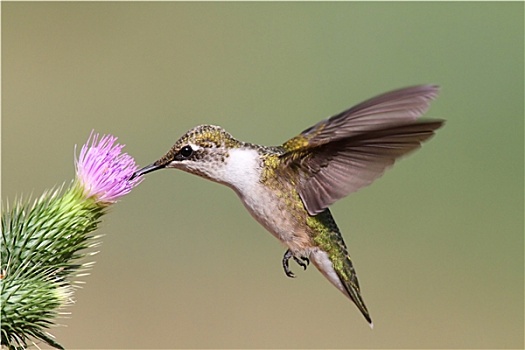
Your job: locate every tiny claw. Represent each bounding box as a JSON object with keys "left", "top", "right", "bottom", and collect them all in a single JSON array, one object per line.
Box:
[
  {"left": 293, "top": 256, "right": 309, "bottom": 271},
  {"left": 303, "top": 257, "right": 310, "bottom": 267}
]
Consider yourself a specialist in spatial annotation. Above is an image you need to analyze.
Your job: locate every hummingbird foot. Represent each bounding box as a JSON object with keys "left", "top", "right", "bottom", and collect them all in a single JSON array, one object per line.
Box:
[{"left": 282, "top": 249, "right": 310, "bottom": 278}]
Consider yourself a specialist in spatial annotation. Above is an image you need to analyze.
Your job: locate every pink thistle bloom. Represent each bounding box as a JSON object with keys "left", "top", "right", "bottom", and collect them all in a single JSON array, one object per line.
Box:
[{"left": 75, "top": 131, "right": 143, "bottom": 203}]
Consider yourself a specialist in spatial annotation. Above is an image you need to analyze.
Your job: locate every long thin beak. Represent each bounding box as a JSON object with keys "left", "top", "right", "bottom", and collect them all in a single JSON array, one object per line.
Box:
[{"left": 130, "top": 163, "right": 165, "bottom": 180}]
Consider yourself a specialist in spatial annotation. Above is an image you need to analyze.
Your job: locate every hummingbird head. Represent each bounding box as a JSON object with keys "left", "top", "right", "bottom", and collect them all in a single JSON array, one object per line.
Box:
[{"left": 132, "top": 125, "right": 256, "bottom": 185}]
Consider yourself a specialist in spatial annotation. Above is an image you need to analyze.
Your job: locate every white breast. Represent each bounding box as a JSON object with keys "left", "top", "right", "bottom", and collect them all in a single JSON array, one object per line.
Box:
[
  {"left": 220, "top": 148, "right": 262, "bottom": 193},
  {"left": 221, "top": 148, "right": 296, "bottom": 243}
]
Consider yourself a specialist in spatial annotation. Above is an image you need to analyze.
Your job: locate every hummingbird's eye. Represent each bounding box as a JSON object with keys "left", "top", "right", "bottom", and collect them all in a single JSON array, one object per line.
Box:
[{"left": 179, "top": 145, "right": 194, "bottom": 159}]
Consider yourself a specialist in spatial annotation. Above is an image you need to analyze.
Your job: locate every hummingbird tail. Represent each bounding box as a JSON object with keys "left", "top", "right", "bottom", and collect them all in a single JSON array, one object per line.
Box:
[{"left": 310, "top": 249, "right": 373, "bottom": 326}]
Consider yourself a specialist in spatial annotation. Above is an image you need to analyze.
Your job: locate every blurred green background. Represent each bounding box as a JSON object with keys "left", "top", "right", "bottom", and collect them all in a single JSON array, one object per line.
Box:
[{"left": 2, "top": 2, "right": 523, "bottom": 349}]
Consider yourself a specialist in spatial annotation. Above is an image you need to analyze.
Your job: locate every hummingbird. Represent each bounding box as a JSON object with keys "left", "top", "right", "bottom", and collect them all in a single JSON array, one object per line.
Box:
[{"left": 132, "top": 85, "right": 444, "bottom": 327}]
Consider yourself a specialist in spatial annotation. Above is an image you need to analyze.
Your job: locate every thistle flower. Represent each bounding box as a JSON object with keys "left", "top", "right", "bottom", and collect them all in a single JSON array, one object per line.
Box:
[
  {"left": 1, "top": 131, "right": 141, "bottom": 350},
  {"left": 76, "top": 132, "right": 143, "bottom": 204}
]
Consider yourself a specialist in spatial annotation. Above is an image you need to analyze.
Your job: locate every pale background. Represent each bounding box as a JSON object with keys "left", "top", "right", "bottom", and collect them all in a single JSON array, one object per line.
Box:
[{"left": 2, "top": 2, "right": 523, "bottom": 349}]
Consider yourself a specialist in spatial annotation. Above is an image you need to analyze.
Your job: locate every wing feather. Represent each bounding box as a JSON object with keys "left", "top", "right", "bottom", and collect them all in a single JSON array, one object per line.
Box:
[
  {"left": 296, "top": 121, "right": 444, "bottom": 215},
  {"left": 279, "top": 85, "right": 443, "bottom": 215},
  {"left": 283, "top": 85, "right": 440, "bottom": 151}
]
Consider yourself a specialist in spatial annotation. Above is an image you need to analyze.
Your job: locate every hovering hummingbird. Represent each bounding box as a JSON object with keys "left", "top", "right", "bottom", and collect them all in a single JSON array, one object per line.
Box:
[{"left": 132, "top": 85, "right": 444, "bottom": 327}]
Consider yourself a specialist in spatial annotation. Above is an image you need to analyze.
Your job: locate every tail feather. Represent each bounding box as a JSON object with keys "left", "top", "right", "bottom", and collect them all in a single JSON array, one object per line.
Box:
[
  {"left": 310, "top": 249, "right": 373, "bottom": 326},
  {"left": 307, "top": 208, "right": 372, "bottom": 325}
]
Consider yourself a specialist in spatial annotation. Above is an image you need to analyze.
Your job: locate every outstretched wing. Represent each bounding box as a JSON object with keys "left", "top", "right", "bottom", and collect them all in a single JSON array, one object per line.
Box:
[{"left": 280, "top": 85, "right": 443, "bottom": 215}]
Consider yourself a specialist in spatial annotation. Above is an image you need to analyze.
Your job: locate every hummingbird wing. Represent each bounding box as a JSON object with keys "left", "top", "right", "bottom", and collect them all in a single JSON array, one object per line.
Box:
[{"left": 280, "top": 85, "right": 444, "bottom": 215}]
